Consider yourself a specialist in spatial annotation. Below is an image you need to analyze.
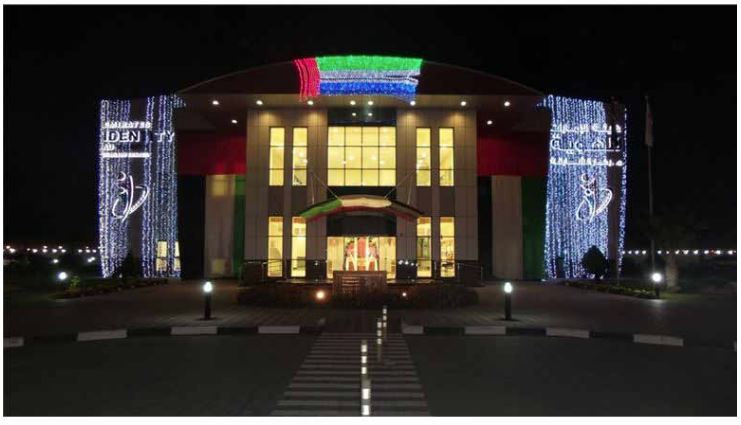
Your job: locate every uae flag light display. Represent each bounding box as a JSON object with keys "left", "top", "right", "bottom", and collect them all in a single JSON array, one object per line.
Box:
[{"left": 294, "top": 55, "right": 423, "bottom": 101}]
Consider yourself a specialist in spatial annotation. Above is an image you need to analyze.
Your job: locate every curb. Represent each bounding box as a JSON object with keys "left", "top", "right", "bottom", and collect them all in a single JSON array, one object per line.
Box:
[
  {"left": 401, "top": 323, "right": 736, "bottom": 351},
  {"left": 4, "top": 324, "right": 323, "bottom": 348}
]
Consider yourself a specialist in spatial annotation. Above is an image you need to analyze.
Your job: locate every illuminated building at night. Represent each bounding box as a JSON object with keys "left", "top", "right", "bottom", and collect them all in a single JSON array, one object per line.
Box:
[{"left": 97, "top": 56, "right": 627, "bottom": 282}]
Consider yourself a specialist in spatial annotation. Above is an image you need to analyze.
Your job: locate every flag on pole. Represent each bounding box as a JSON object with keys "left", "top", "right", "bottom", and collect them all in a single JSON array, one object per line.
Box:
[{"left": 645, "top": 96, "right": 654, "bottom": 147}]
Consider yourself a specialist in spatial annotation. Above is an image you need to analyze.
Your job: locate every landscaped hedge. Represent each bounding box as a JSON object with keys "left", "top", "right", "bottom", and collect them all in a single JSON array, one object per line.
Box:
[
  {"left": 236, "top": 284, "right": 479, "bottom": 309},
  {"left": 562, "top": 279, "right": 656, "bottom": 299},
  {"left": 57, "top": 278, "right": 169, "bottom": 298}
]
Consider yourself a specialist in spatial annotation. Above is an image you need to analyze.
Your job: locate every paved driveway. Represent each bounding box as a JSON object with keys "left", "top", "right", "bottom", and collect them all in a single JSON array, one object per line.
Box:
[
  {"left": 4, "top": 281, "right": 736, "bottom": 342},
  {"left": 5, "top": 333, "right": 735, "bottom": 416}
]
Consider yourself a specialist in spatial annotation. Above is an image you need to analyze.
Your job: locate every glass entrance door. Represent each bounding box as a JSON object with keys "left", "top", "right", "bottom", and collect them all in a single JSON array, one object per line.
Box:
[{"left": 327, "top": 236, "right": 396, "bottom": 279}]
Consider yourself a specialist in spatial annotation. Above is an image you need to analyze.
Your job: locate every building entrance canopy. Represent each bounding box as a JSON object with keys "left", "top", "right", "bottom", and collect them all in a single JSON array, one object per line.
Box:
[{"left": 298, "top": 194, "right": 423, "bottom": 221}]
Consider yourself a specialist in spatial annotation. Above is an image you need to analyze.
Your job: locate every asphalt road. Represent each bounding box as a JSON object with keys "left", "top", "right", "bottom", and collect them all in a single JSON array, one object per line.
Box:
[
  {"left": 5, "top": 334, "right": 736, "bottom": 416},
  {"left": 406, "top": 335, "right": 736, "bottom": 416}
]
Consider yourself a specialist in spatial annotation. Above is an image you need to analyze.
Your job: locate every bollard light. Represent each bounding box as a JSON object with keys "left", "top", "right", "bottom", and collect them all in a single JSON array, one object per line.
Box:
[
  {"left": 316, "top": 290, "right": 326, "bottom": 301},
  {"left": 202, "top": 281, "right": 213, "bottom": 320},
  {"left": 651, "top": 272, "right": 663, "bottom": 299},
  {"left": 57, "top": 271, "right": 69, "bottom": 282},
  {"left": 401, "top": 291, "right": 408, "bottom": 298},
  {"left": 503, "top": 281, "right": 513, "bottom": 320}
]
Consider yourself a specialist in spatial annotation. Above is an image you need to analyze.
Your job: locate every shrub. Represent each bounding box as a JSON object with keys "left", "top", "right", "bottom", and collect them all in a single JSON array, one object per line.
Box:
[
  {"left": 563, "top": 279, "right": 655, "bottom": 299},
  {"left": 581, "top": 246, "right": 608, "bottom": 281}
]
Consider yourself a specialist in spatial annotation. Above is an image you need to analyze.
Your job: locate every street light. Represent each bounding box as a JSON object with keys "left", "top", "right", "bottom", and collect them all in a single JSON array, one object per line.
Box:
[
  {"left": 651, "top": 272, "right": 663, "bottom": 299},
  {"left": 202, "top": 281, "right": 213, "bottom": 320},
  {"left": 503, "top": 282, "right": 513, "bottom": 320}
]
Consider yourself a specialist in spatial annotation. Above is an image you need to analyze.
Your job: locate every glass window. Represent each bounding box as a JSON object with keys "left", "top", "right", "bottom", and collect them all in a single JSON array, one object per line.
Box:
[
  {"left": 291, "top": 217, "right": 306, "bottom": 277},
  {"left": 416, "top": 128, "right": 431, "bottom": 186},
  {"left": 379, "top": 126, "right": 396, "bottom": 146},
  {"left": 174, "top": 241, "right": 180, "bottom": 272},
  {"left": 326, "top": 236, "right": 396, "bottom": 279},
  {"left": 292, "top": 128, "right": 308, "bottom": 186},
  {"left": 156, "top": 240, "right": 180, "bottom": 272},
  {"left": 439, "top": 128, "right": 454, "bottom": 186},
  {"left": 440, "top": 217, "right": 455, "bottom": 277},
  {"left": 269, "top": 128, "right": 285, "bottom": 186},
  {"left": 156, "top": 241, "right": 168, "bottom": 272},
  {"left": 326, "top": 126, "right": 396, "bottom": 187},
  {"left": 416, "top": 217, "right": 432, "bottom": 277},
  {"left": 267, "top": 216, "right": 283, "bottom": 277}
]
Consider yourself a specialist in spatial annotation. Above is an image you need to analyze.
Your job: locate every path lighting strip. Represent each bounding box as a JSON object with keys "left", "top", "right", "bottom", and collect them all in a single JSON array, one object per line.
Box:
[
  {"left": 623, "top": 249, "right": 735, "bottom": 256},
  {"left": 541, "top": 95, "right": 627, "bottom": 279}
]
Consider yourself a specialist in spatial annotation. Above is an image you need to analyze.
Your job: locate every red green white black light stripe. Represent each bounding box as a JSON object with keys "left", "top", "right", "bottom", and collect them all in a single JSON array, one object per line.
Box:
[{"left": 294, "top": 55, "right": 423, "bottom": 101}]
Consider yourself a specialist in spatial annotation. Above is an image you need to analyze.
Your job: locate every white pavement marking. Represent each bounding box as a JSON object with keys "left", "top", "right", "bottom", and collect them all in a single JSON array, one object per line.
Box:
[
  {"left": 271, "top": 410, "right": 358, "bottom": 416},
  {"left": 4, "top": 337, "right": 24, "bottom": 348},
  {"left": 546, "top": 328, "right": 590, "bottom": 339},
  {"left": 170, "top": 326, "right": 218, "bottom": 336},
  {"left": 633, "top": 334, "right": 684, "bottom": 347},
  {"left": 77, "top": 329, "right": 128, "bottom": 342},
  {"left": 271, "top": 332, "right": 429, "bottom": 416},
  {"left": 259, "top": 325, "right": 300, "bottom": 334},
  {"left": 465, "top": 325, "right": 507, "bottom": 335}
]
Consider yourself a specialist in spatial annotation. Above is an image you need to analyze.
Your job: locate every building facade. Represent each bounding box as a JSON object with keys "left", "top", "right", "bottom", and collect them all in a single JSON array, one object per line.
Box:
[{"left": 97, "top": 56, "right": 627, "bottom": 282}]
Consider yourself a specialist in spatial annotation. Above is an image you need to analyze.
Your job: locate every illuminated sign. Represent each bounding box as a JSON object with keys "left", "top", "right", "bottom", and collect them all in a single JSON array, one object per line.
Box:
[{"left": 98, "top": 95, "right": 183, "bottom": 278}]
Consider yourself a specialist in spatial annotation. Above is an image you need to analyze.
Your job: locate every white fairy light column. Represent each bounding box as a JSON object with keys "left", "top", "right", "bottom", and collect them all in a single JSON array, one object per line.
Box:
[
  {"left": 98, "top": 95, "right": 183, "bottom": 278},
  {"left": 541, "top": 95, "right": 627, "bottom": 279}
]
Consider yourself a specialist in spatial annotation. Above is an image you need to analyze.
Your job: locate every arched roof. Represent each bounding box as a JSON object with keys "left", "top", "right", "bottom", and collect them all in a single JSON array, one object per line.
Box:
[{"left": 178, "top": 57, "right": 543, "bottom": 97}]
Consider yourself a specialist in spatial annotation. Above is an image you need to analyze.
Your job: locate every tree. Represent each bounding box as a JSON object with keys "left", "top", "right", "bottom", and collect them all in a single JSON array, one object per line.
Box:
[
  {"left": 113, "top": 251, "right": 140, "bottom": 281},
  {"left": 581, "top": 246, "right": 608, "bottom": 281},
  {"left": 641, "top": 204, "right": 708, "bottom": 289}
]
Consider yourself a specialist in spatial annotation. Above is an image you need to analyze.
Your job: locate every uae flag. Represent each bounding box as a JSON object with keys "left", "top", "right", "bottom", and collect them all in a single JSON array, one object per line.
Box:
[{"left": 645, "top": 96, "right": 654, "bottom": 147}]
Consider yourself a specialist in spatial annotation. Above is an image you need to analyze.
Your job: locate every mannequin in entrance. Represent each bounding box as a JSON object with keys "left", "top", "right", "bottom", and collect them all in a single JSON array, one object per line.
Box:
[
  {"left": 344, "top": 240, "right": 356, "bottom": 271},
  {"left": 367, "top": 239, "right": 379, "bottom": 271}
]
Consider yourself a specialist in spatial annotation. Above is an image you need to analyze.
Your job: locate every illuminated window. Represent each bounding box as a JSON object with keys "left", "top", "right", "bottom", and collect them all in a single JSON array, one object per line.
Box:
[
  {"left": 440, "top": 217, "right": 455, "bottom": 277},
  {"left": 156, "top": 241, "right": 180, "bottom": 272},
  {"left": 326, "top": 236, "right": 396, "bottom": 279},
  {"left": 292, "top": 128, "right": 308, "bottom": 186},
  {"left": 291, "top": 217, "right": 306, "bottom": 277},
  {"left": 174, "top": 241, "right": 181, "bottom": 272},
  {"left": 416, "top": 217, "right": 432, "bottom": 277},
  {"left": 267, "top": 216, "right": 283, "bottom": 277},
  {"left": 416, "top": 128, "right": 431, "bottom": 186},
  {"left": 327, "top": 126, "right": 395, "bottom": 186},
  {"left": 439, "top": 128, "right": 454, "bottom": 186},
  {"left": 269, "top": 128, "right": 285, "bottom": 186},
  {"left": 156, "top": 241, "right": 167, "bottom": 272}
]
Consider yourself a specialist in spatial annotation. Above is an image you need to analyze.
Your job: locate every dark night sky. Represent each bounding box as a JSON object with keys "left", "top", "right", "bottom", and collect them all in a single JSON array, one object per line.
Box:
[{"left": 4, "top": 5, "right": 737, "bottom": 248}]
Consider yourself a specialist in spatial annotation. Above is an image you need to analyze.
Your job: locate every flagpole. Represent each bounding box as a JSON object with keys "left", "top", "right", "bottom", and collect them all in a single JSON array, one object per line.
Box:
[{"left": 645, "top": 95, "right": 656, "bottom": 272}]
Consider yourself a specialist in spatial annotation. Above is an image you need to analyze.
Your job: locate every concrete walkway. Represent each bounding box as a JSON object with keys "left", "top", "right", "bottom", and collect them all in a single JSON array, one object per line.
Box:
[{"left": 4, "top": 280, "right": 736, "bottom": 342}]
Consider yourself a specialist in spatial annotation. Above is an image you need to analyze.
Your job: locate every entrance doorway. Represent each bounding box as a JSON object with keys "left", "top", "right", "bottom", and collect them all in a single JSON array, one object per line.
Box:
[{"left": 327, "top": 236, "right": 396, "bottom": 279}]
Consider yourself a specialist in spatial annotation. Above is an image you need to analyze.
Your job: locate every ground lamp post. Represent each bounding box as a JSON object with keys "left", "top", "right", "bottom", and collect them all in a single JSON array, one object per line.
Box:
[
  {"left": 57, "top": 271, "right": 69, "bottom": 282},
  {"left": 503, "top": 281, "right": 513, "bottom": 320},
  {"left": 202, "top": 281, "right": 213, "bottom": 320},
  {"left": 651, "top": 272, "right": 663, "bottom": 299}
]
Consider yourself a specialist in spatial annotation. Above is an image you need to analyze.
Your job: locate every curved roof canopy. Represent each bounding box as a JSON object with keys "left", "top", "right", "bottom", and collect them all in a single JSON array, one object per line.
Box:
[
  {"left": 298, "top": 195, "right": 423, "bottom": 222},
  {"left": 179, "top": 55, "right": 542, "bottom": 98}
]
